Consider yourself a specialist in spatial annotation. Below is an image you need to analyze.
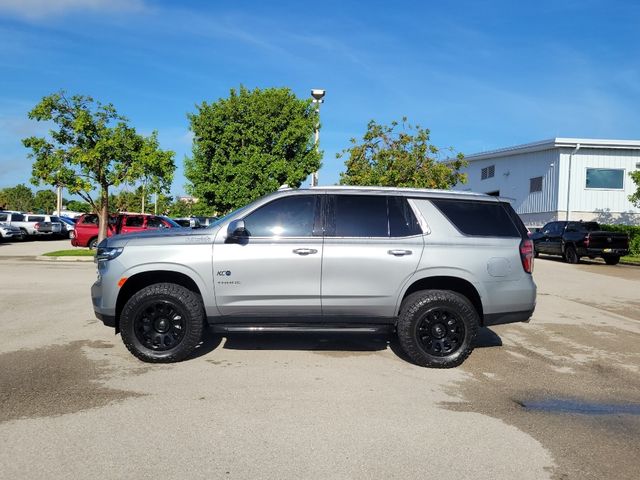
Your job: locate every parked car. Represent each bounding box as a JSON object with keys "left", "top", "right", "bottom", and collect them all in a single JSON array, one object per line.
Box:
[
  {"left": 0, "top": 211, "right": 60, "bottom": 239},
  {"left": 0, "top": 222, "right": 22, "bottom": 240},
  {"left": 73, "top": 213, "right": 182, "bottom": 249},
  {"left": 172, "top": 217, "right": 202, "bottom": 228},
  {"left": 21, "top": 214, "right": 63, "bottom": 238},
  {"left": 194, "top": 216, "right": 218, "bottom": 227},
  {"left": 58, "top": 216, "right": 77, "bottom": 239},
  {"left": 92, "top": 187, "right": 536, "bottom": 368},
  {"left": 531, "top": 221, "right": 629, "bottom": 265}
]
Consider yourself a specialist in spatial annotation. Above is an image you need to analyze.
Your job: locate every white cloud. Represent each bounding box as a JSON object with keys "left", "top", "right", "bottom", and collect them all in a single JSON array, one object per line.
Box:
[{"left": 0, "top": 0, "right": 147, "bottom": 20}]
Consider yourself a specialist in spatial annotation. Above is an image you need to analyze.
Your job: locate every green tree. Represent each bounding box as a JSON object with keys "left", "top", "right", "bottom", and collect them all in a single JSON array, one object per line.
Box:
[
  {"left": 65, "top": 200, "right": 92, "bottom": 213},
  {"left": 338, "top": 118, "right": 467, "bottom": 189},
  {"left": 0, "top": 184, "right": 34, "bottom": 211},
  {"left": 185, "top": 86, "right": 321, "bottom": 214},
  {"left": 33, "top": 189, "right": 57, "bottom": 213},
  {"left": 629, "top": 170, "right": 640, "bottom": 207},
  {"left": 23, "top": 91, "right": 175, "bottom": 242}
]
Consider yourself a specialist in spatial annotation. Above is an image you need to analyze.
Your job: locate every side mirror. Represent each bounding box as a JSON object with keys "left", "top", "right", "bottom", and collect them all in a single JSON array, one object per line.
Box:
[{"left": 227, "top": 219, "right": 247, "bottom": 241}]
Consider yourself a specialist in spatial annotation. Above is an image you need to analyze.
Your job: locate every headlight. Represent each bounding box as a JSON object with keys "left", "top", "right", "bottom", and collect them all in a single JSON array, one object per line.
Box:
[{"left": 95, "top": 246, "right": 124, "bottom": 263}]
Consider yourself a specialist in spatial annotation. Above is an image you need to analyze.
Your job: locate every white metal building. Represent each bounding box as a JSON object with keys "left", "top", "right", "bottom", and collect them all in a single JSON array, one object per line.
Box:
[{"left": 455, "top": 138, "right": 640, "bottom": 226}]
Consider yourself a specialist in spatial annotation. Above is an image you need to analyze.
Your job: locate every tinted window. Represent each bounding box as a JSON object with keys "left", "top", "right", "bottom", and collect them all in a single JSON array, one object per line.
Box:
[
  {"left": 0, "top": 214, "right": 6, "bottom": 222},
  {"left": 125, "top": 216, "right": 144, "bottom": 227},
  {"left": 50, "top": 216, "right": 60, "bottom": 222},
  {"left": 29, "top": 216, "right": 45, "bottom": 222},
  {"left": 586, "top": 168, "right": 624, "bottom": 189},
  {"left": 244, "top": 195, "right": 317, "bottom": 237},
  {"left": 389, "top": 197, "right": 422, "bottom": 237},
  {"left": 544, "top": 222, "right": 563, "bottom": 235},
  {"left": 431, "top": 199, "right": 520, "bottom": 237},
  {"left": 81, "top": 215, "right": 98, "bottom": 225},
  {"left": 333, "top": 195, "right": 388, "bottom": 237},
  {"left": 147, "top": 217, "right": 164, "bottom": 228}
]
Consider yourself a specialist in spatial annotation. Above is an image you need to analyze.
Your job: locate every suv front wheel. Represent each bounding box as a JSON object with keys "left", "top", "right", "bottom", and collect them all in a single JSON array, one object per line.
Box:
[
  {"left": 120, "top": 283, "right": 205, "bottom": 363},
  {"left": 397, "top": 290, "right": 479, "bottom": 368}
]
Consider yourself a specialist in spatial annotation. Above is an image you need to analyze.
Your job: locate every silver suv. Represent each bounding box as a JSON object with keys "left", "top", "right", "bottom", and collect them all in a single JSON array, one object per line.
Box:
[{"left": 92, "top": 187, "right": 536, "bottom": 368}]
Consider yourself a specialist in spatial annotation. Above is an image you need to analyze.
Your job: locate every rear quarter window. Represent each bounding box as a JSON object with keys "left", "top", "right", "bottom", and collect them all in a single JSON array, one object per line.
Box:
[{"left": 430, "top": 199, "right": 521, "bottom": 237}]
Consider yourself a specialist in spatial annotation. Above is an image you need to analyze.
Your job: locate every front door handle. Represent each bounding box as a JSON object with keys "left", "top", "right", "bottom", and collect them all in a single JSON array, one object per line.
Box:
[
  {"left": 388, "top": 249, "right": 412, "bottom": 256},
  {"left": 293, "top": 248, "right": 318, "bottom": 256}
]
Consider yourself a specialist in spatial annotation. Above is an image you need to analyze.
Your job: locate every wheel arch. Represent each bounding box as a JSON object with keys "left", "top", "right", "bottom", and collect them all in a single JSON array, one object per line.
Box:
[
  {"left": 398, "top": 275, "right": 484, "bottom": 324},
  {"left": 115, "top": 270, "right": 204, "bottom": 333}
]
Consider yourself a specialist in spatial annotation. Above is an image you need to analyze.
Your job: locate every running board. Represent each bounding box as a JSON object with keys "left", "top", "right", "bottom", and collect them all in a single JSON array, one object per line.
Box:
[{"left": 210, "top": 324, "right": 394, "bottom": 334}]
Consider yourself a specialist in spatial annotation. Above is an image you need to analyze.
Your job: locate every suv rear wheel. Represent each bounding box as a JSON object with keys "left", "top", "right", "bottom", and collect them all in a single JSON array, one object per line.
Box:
[
  {"left": 120, "top": 283, "right": 204, "bottom": 363},
  {"left": 397, "top": 290, "right": 479, "bottom": 368}
]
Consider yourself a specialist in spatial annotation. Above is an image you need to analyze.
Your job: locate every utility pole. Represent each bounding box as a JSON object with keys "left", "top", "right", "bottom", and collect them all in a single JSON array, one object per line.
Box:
[{"left": 310, "top": 89, "right": 326, "bottom": 187}]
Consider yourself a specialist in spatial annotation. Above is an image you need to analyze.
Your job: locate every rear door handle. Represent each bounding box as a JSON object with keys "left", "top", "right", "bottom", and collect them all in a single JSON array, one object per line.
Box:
[
  {"left": 293, "top": 248, "right": 318, "bottom": 256},
  {"left": 388, "top": 249, "right": 412, "bottom": 256}
]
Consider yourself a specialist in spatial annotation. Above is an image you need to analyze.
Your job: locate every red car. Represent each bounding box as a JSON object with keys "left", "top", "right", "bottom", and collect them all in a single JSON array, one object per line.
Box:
[{"left": 72, "top": 213, "right": 181, "bottom": 249}]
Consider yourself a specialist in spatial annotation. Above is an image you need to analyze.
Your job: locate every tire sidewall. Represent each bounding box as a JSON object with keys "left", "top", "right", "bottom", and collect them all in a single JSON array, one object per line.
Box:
[
  {"left": 120, "top": 283, "right": 203, "bottom": 362},
  {"left": 398, "top": 290, "right": 478, "bottom": 368}
]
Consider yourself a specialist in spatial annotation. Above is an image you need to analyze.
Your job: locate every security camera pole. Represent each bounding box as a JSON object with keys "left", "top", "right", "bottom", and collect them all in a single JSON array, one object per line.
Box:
[{"left": 310, "top": 89, "right": 325, "bottom": 187}]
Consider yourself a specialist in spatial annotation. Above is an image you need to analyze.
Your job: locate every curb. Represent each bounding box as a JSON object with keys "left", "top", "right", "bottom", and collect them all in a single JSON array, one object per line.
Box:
[{"left": 35, "top": 255, "right": 95, "bottom": 262}]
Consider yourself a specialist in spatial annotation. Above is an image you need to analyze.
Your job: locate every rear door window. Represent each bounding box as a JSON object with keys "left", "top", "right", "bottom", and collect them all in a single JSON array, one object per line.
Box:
[
  {"left": 331, "top": 195, "right": 388, "bottom": 237},
  {"left": 430, "top": 199, "right": 521, "bottom": 237},
  {"left": 389, "top": 197, "right": 422, "bottom": 237}
]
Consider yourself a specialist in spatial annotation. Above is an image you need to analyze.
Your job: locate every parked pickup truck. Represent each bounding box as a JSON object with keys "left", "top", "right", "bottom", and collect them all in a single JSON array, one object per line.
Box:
[
  {"left": 531, "top": 221, "right": 629, "bottom": 265},
  {"left": 0, "top": 211, "right": 62, "bottom": 239},
  {"left": 72, "top": 213, "right": 182, "bottom": 249}
]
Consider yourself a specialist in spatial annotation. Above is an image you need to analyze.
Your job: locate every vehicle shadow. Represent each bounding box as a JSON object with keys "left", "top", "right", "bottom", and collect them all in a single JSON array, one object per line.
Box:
[
  {"left": 537, "top": 254, "right": 607, "bottom": 266},
  {"left": 192, "top": 326, "right": 502, "bottom": 364}
]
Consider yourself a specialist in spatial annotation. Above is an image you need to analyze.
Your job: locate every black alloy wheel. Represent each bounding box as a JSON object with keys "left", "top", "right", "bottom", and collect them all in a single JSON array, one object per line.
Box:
[
  {"left": 120, "top": 283, "right": 204, "bottom": 363},
  {"left": 397, "top": 289, "right": 478, "bottom": 368},
  {"left": 134, "top": 300, "right": 186, "bottom": 351},
  {"left": 416, "top": 307, "right": 466, "bottom": 357}
]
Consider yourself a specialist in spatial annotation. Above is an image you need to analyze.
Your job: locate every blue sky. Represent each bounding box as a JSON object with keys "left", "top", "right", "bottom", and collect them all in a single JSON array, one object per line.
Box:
[{"left": 1, "top": 0, "right": 639, "bottom": 198}]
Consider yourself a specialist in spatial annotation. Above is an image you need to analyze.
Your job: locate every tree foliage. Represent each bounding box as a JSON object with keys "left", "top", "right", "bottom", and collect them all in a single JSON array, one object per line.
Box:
[
  {"left": 23, "top": 91, "right": 175, "bottom": 241},
  {"left": 33, "top": 189, "right": 57, "bottom": 213},
  {"left": 0, "top": 184, "right": 34, "bottom": 211},
  {"left": 65, "top": 200, "right": 92, "bottom": 213},
  {"left": 629, "top": 170, "right": 640, "bottom": 208},
  {"left": 185, "top": 86, "right": 321, "bottom": 214},
  {"left": 338, "top": 118, "right": 467, "bottom": 189}
]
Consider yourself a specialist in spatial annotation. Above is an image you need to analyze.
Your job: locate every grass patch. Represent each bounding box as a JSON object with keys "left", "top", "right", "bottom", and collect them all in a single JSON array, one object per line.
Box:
[
  {"left": 43, "top": 249, "right": 95, "bottom": 257},
  {"left": 621, "top": 255, "right": 640, "bottom": 265}
]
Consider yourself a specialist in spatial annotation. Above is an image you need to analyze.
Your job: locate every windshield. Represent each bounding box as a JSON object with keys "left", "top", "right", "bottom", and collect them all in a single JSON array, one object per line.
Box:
[
  {"left": 206, "top": 204, "right": 254, "bottom": 228},
  {"left": 160, "top": 217, "right": 183, "bottom": 228}
]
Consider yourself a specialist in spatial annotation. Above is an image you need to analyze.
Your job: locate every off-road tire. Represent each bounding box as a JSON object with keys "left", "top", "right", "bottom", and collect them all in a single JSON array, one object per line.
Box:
[
  {"left": 397, "top": 290, "right": 479, "bottom": 368},
  {"left": 563, "top": 245, "right": 579, "bottom": 264},
  {"left": 120, "top": 283, "right": 204, "bottom": 363},
  {"left": 603, "top": 255, "right": 620, "bottom": 265}
]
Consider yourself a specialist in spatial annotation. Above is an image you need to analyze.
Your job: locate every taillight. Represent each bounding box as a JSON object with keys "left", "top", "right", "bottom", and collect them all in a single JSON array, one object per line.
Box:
[
  {"left": 520, "top": 239, "right": 534, "bottom": 274},
  {"left": 584, "top": 234, "right": 590, "bottom": 248},
  {"left": 34, "top": 222, "right": 41, "bottom": 231}
]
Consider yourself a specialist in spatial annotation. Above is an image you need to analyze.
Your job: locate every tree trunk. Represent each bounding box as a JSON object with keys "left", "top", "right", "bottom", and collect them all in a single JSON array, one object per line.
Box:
[{"left": 98, "top": 187, "right": 109, "bottom": 244}]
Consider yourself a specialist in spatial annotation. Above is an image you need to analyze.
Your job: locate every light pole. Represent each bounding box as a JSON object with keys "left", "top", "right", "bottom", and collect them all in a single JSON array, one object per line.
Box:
[
  {"left": 55, "top": 170, "right": 63, "bottom": 216},
  {"left": 310, "top": 89, "right": 326, "bottom": 187}
]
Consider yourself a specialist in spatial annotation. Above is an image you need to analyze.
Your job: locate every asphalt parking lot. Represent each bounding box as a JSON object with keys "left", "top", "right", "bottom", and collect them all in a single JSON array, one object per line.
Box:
[{"left": 1, "top": 240, "right": 639, "bottom": 479}]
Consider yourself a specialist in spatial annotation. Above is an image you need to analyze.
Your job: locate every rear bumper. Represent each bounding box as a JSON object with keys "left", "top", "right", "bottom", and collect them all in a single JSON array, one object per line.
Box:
[
  {"left": 483, "top": 308, "right": 535, "bottom": 326},
  {"left": 582, "top": 247, "right": 628, "bottom": 257}
]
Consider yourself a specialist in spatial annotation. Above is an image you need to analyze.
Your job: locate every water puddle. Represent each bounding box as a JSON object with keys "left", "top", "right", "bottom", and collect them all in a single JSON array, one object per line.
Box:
[{"left": 517, "top": 398, "right": 640, "bottom": 415}]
